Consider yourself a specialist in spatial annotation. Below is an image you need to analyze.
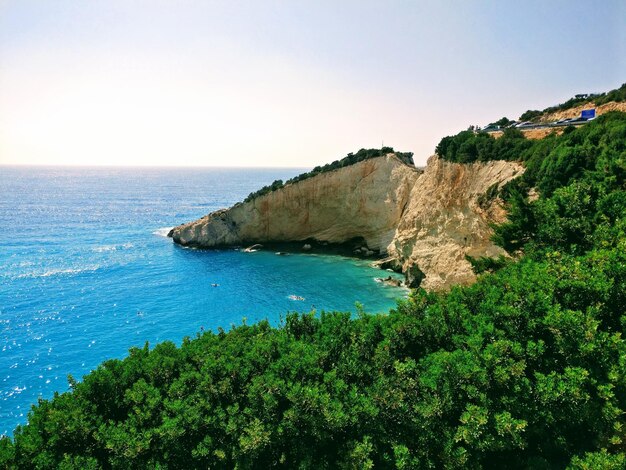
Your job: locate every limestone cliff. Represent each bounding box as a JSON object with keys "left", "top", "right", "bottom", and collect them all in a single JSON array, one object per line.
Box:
[
  {"left": 169, "top": 155, "right": 421, "bottom": 252},
  {"left": 388, "top": 155, "right": 523, "bottom": 290},
  {"left": 169, "top": 154, "right": 524, "bottom": 290}
]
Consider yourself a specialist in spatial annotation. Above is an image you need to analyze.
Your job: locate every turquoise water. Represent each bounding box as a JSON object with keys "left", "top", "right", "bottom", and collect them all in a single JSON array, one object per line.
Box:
[{"left": 0, "top": 166, "right": 406, "bottom": 435}]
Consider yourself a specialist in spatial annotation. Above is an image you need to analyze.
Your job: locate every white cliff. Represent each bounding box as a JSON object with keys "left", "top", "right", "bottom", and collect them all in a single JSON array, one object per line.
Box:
[
  {"left": 388, "top": 155, "right": 523, "bottom": 290},
  {"left": 169, "top": 154, "right": 524, "bottom": 290},
  {"left": 169, "top": 155, "right": 420, "bottom": 252}
]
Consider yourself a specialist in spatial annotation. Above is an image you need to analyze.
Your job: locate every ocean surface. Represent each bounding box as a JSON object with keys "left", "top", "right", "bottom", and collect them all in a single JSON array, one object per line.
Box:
[{"left": 0, "top": 166, "right": 406, "bottom": 435}]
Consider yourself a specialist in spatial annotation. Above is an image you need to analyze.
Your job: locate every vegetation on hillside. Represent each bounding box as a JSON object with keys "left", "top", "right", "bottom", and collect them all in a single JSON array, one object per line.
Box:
[
  {"left": 436, "top": 111, "right": 624, "bottom": 178},
  {"left": 595, "top": 83, "right": 626, "bottom": 105},
  {"left": 243, "top": 148, "right": 414, "bottom": 203},
  {"left": 519, "top": 82, "right": 626, "bottom": 123},
  {"left": 518, "top": 109, "right": 543, "bottom": 122},
  {"left": 1, "top": 114, "right": 626, "bottom": 468},
  {"left": 436, "top": 126, "right": 532, "bottom": 164}
]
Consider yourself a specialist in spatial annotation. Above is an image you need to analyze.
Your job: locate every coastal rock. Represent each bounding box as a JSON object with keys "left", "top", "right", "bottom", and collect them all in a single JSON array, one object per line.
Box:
[
  {"left": 169, "top": 154, "right": 523, "bottom": 291},
  {"left": 244, "top": 244, "right": 263, "bottom": 252},
  {"left": 405, "top": 264, "right": 425, "bottom": 288},
  {"left": 375, "top": 276, "right": 403, "bottom": 287},
  {"left": 372, "top": 256, "right": 402, "bottom": 272},
  {"left": 170, "top": 154, "right": 420, "bottom": 253},
  {"left": 388, "top": 155, "right": 523, "bottom": 290}
]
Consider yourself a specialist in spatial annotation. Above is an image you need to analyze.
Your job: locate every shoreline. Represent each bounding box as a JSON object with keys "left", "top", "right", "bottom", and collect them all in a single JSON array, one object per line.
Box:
[{"left": 171, "top": 236, "right": 407, "bottom": 275}]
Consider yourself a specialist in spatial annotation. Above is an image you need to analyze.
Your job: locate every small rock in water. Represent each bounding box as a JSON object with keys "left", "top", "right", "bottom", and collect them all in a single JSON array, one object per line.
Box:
[
  {"left": 244, "top": 244, "right": 263, "bottom": 252},
  {"left": 302, "top": 244, "right": 312, "bottom": 251},
  {"left": 376, "top": 276, "right": 402, "bottom": 287}
]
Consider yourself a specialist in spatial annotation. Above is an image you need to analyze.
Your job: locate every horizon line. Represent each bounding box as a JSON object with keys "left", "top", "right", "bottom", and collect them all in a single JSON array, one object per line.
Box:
[{"left": 0, "top": 163, "right": 312, "bottom": 170}]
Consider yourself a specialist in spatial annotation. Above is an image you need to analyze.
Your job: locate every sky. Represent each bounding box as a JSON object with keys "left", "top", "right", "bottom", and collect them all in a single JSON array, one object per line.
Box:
[{"left": 0, "top": 1, "right": 624, "bottom": 168}]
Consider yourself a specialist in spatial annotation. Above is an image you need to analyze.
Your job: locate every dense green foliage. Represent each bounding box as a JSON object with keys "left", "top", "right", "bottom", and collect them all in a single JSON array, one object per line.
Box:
[
  {"left": 519, "top": 109, "right": 542, "bottom": 122},
  {"left": 484, "top": 117, "right": 514, "bottom": 129},
  {"left": 493, "top": 113, "right": 626, "bottom": 256},
  {"left": 593, "top": 82, "right": 626, "bottom": 106},
  {"left": 436, "top": 111, "right": 624, "bottom": 172},
  {"left": 2, "top": 114, "right": 626, "bottom": 469},
  {"left": 243, "top": 148, "right": 414, "bottom": 203},
  {"left": 2, "top": 250, "right": 626, "bottom": 468},
  {"left": 435, "top": 126, "right": 532, "bottom": 164}
]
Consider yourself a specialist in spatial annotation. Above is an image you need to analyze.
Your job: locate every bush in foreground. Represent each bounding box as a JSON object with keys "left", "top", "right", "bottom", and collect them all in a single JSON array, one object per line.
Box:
[{"left": 1, "top": 244, "right": 625, "bottom": 468}]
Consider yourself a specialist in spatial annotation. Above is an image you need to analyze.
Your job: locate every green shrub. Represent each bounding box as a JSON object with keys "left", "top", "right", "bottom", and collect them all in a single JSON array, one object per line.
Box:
[
  {"left": 594, "top": 82, "right": 626, "bottom": 105},
  {"left": 519, "top": 109, "right": 542, "bottom": 122},
  {"left": 3, "top": 245, "right": 626, "bottom": 468}
]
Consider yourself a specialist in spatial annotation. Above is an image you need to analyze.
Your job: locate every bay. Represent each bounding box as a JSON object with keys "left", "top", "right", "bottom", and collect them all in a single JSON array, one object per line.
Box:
[{"left": 0, "top": 166, "right": 406, "bottom": 435}]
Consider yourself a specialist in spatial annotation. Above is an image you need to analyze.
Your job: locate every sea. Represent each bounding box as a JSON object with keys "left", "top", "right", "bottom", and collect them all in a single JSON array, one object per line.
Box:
[{"left": 0, "top": 166, "right": 406, "bottom": 435}]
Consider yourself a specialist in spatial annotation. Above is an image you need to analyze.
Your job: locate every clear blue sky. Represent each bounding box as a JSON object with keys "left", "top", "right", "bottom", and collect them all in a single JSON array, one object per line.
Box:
[{"left": 1, "top": 0, "right": 624, "bottom": 167}]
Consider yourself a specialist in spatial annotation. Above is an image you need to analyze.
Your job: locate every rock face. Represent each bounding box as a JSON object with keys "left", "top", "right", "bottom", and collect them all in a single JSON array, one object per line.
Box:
[
  {"left": 169, "top": 155, "right": 421, "bottom": 253},
  {"left": 388, "top": 155, "right": 523, "bottom": 290},
  {"left": 169, "top": 154, "right": 524, "bottom": 290}
]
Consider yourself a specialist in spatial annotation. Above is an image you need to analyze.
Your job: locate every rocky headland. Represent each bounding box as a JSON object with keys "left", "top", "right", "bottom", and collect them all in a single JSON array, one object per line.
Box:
[{"left": 169, "top": 153, "right": 523, "bottom": 290}]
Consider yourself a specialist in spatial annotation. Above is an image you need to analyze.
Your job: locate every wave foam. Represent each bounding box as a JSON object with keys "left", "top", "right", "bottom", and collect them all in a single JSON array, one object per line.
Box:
[
  {"left": 91, "top": 243, "right": 134, "bottom": 253},
  {"left": 153, "top": 227, "right": 174, "bottom": 237},
  {"left": 15, "top": 265, "right": 101, "bottom": 280}
]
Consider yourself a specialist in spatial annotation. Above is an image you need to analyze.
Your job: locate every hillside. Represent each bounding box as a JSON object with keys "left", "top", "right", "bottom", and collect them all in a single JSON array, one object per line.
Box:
[
  {"left": 522, "top": 82, "right": 626, "bottom": 123},
  {"left": 536, "top": 100, "right": 626, "bottom": 123},
  {"left": 483, "top": 83, "right": 626, "bottom": 138},
  {"left": 2, "top": 110, "right": 626, "bottom": 468}
]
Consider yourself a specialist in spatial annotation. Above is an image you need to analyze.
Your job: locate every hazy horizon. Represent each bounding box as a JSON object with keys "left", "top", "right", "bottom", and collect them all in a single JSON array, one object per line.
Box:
[
  {"left": 0, "top": 162, "right": 312, "bottom": 169},
  {"left": 1, "top": 1, "right": 624, "bottom": 168}
]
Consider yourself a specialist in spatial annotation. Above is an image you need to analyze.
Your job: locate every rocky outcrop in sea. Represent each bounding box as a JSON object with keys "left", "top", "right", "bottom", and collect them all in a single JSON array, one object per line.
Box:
[{"left": 169, "top": 154, "right": 523, "bottom": 290}]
